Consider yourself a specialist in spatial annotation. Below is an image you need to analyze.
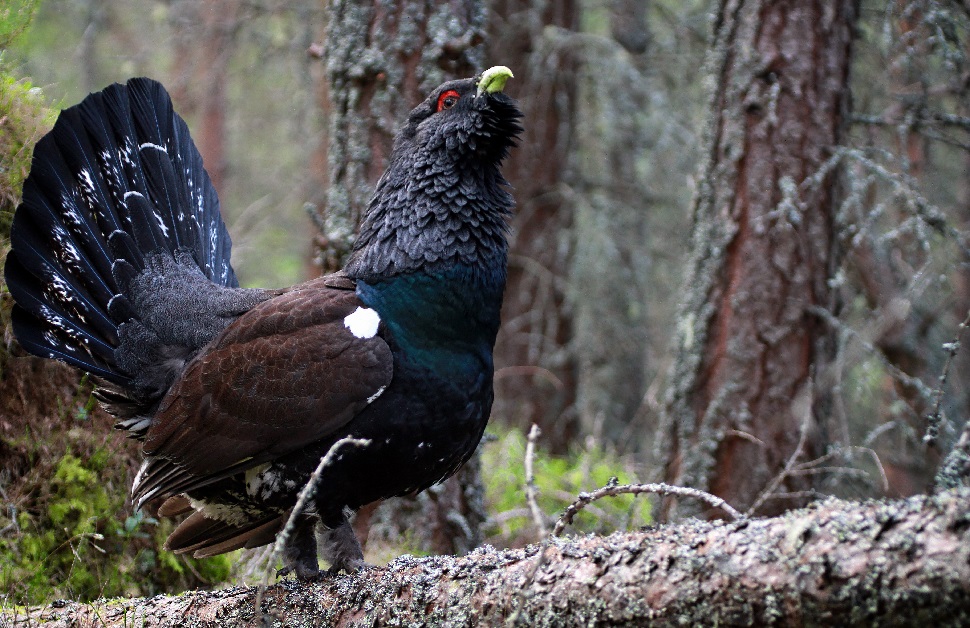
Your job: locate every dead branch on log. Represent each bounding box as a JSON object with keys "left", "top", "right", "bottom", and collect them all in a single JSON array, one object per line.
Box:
[{"left": 553, "top": 479, "right": 743, "bottom": 536}]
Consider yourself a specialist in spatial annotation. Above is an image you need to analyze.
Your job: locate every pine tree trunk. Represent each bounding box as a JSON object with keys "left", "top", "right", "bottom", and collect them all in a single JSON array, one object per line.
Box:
[
  {"left": 310, "top": 0, "right": 487, "bottom": 273},
  {"left": 661, "top": 0, "right": 859, "bottom": 517},
  {"left": 309, "top": 0, "right": 488, "bottom": 557},
  {"left": 569, "top": 0, "right": 654, "bottom": 446}
]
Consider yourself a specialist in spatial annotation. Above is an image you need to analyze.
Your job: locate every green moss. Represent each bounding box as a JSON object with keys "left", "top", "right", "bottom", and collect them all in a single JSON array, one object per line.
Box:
[
  {"left": 0, "top": 442, "right": 233, "bottom": 605},
  {"left": 1, "top": 448, "right": 120, "bottom": 602},
  {"left": 1, "top": 455, "right": 230, "bottom": 603},
  {"left": 0, "top": 0, "right": 38, "bottom": 51}
]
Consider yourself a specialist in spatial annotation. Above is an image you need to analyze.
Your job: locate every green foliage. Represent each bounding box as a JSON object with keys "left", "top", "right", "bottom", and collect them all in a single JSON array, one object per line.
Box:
[
  {"left": 0, "top": 0, "right": 38, "bottom": 50},
  {"left": 0, "top": 71, "right": 53, "bottom": 235},
  {"left": 481, "top": 427, "right": 652, "bottom": 544},
  {"left": 0, "top": 69, "right": 53, "bottom": 380},
  {"left": 0, "top": 444, "right": 233, "bottom": 605},
  {"left": 2, "top": 448, "right": 134, "bottom": 602}
]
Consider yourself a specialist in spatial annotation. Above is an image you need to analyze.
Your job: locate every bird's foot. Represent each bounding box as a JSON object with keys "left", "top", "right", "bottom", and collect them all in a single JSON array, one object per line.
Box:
[
  {"left": 276, "top": 563, "right": 325, "bottom": 582},
  {"left": 325, "top": 557, "right": 372, "bottom": 576},
  {"left": 276, "top": 559, "right": 371, "bottom": 580},
  {"left": 278, "top": 516, "right": 324, "bottom": 581},
  {"left": 320, "top": 519, "right": 366, "bottom": 576}
]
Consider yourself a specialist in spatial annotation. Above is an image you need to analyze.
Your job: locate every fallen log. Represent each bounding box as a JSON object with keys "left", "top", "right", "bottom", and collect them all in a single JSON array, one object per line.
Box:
[{"left": 8, "top": 488, "right": 970, "bottom": 627}]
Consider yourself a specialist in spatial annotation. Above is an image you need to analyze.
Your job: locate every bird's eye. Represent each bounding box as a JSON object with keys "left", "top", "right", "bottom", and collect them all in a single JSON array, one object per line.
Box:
[{"left": 437, "top": 90, "right": 460, "bottom": 112}]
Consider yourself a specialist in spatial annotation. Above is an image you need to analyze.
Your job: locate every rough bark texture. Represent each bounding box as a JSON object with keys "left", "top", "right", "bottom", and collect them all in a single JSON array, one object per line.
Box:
[
  {"left": 12, "top": 489, "right": 970, "bottom": 627},
  {"left": 661, "top": 0, "right": 858, "bottom": 516},
  {"left": 308, "top": 0, "right": 488, "bottom": 557},
  {"left": 487, "top": 0, "right": 580, "bottom": 451}
]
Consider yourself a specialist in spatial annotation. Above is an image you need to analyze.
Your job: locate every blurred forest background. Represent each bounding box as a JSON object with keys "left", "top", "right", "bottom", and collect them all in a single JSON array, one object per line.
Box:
[{"left": 2, "top": 0, "right": 970, "bottom": 607}]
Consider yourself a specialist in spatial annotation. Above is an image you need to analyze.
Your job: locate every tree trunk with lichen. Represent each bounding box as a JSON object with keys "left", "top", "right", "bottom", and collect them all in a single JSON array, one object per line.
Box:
[
  {"left": 659, "top": 0, "right": 858, "bottom": 517},
  {"left": 15, "top": 488, "right": 970, "bottom": 627},
  {"left": 307, "top": 0, "right": 489, "bottom": 558}
]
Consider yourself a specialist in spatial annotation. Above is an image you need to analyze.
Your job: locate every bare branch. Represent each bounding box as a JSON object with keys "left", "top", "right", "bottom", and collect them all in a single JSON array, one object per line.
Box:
[
  {"left": 925, "top": 309, "right": 970, "bottom": 445},
  {"left": 553, "top": 480, "right": 743, "bottom": 537},
  {"left": 524, "top": 424, "right": 548, "bottom": 536},
  {"left": 747, "top": 397, "right": 814, "bottom": 516}
]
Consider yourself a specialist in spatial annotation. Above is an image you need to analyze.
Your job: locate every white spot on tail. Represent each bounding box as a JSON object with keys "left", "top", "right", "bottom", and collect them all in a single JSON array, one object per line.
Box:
[
  {"left": 154, "top": 211, "right": 170, "bottom": 237},
  {"left": 344, "top": 307, "right": 381, "bottom": 339},
  {"left": 78, "top": 169, "right": 96, "bottom": 194},
  {"left": 139, "top": 142, "right": 167, "bottom": 153}
]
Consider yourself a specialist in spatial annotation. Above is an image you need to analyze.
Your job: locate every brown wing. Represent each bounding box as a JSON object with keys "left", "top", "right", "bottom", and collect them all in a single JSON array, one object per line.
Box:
[{"left": 131, "top": 274, "right": 392, "bottom": 505}]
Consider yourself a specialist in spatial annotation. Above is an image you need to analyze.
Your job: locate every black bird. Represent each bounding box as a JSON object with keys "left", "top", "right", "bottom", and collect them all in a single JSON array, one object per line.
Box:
[{"left": 3, "top": 66, "right": 521, "bottom": 578}]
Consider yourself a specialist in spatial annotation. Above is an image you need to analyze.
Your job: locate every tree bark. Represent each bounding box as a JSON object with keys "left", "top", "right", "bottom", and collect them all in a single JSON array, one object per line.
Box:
[
  {"left": 660, "top": 0, "right": 858, "bottom": 516},
  {"left": 310, "top": 0, "right": 486, "bottom": 273},
  {"left": 569, "top": 1, "right": 654, "bottom": 446},
  {"left": 14, "top": 488, "right": 970, "bottom": 627}
]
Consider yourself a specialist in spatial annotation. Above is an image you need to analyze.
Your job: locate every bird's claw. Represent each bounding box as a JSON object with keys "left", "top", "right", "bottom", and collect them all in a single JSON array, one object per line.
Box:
[{"left": 276, "top": 564, "right": 325, "bottom": 582}]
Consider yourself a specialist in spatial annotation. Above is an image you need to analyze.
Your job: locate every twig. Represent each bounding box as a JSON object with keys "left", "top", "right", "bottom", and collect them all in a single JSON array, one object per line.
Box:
[
  {"left": 747, "top": 401, "right": 813, "bottom": 516},
  {"left": 510, "top": 480, "right": 743, "bottom": 622},
  {"left": 524, "top": 424, "right": 547, "bottom": 536},
  {"left": 553, "top": 479, "right": 743, "bottom": 536},
  {"left": 925, "top": 309, "right": 970, "bottom": 445},
  {"left": 180, "top": 554, "right": 210, "bottom": 584},
  {"left": 254, "top": 437, "right": 370, "bottom": 617}
]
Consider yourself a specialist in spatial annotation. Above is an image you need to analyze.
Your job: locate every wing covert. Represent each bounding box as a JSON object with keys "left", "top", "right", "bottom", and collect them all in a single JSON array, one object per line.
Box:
[{"left": 133, "top": 275, "right": 392, "bottom": 504}]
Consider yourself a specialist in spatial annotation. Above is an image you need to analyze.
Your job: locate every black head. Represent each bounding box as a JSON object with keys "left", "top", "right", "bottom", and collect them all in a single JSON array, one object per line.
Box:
[
  {"left": 395, "top": 68, "right": 522, "bottom": 166},
  {"left": 345, "top": 67, "right": 524, "bottom": 281}
]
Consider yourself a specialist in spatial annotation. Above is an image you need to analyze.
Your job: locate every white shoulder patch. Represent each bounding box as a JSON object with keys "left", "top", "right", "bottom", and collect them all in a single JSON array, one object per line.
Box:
[{"left": 344, "top": 306, "right": 381, "bottom": 339}]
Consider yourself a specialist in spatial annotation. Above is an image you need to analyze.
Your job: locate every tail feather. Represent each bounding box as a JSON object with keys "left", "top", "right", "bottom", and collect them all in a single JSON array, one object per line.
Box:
[
  {"left": 4, "top": 77, "right": 241, "bottom": 393},
  {"left": 5, "top": 229, "right": 122, "bottom": 382},
  {"left": 164, "top": 510, "right": 283, "bottom": 557},
  {"left": 124, "top": 79, "right": 233, "bottom": 283},
  {"left": 5, "top": 256, "right": 118, "bottom": 355},
  {"left": 19, "top": 153, "right": 120, "bottom": 299},
  {"left": 9, "top": 308, "right": 120, "bottom": 383}
]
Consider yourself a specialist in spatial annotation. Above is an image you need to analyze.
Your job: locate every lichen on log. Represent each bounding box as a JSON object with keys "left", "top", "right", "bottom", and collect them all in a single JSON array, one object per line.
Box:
[{"left": 10, "top": 488, "right": 970, "bottom": 627}]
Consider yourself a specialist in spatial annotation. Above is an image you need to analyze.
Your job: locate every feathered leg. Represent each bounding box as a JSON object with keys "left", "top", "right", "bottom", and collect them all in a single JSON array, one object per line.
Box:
[
  {"left": 278, "top": 516, "right": 322, "bottom": 580},
  {"left": 320, "top": 518, "right": 366, "bottom": 575}
]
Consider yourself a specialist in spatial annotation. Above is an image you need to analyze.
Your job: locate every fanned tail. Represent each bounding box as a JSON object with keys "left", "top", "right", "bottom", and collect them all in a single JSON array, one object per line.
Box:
[{"left": 4, "top": 77, "right": 242, "bottom": 400}]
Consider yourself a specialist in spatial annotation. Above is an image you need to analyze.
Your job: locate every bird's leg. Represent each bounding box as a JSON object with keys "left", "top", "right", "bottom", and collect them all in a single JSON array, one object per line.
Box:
[
  {"left": 320, "top": 518, "right": 366, "bottom": 575},
  {"left": 278, "top": 516, "right": 322, "bottom": 580}
]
